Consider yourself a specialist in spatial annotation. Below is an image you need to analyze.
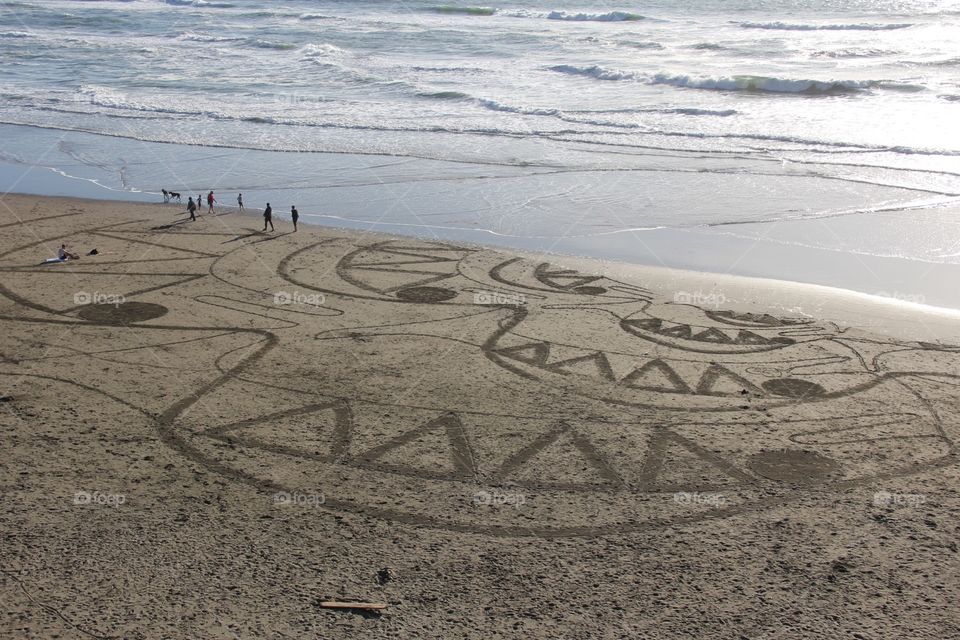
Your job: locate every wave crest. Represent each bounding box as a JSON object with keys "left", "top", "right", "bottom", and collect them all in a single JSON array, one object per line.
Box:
[
  {"left": 300, "top": 43, "right": 346, "bottom": 58},
  {"left": 247, "top": 39, "right": 298, "bottom": 51},
  {"left": 649, "top": 74, "right": 870, "bottom": 94},
  {"left": 548, "top": 64, "right": 636, "bottom": 81},
  {"left": 812, "top": 48, "right": 898, "bottom": 58},
  {"left": 547, "top": 11, "right": 645, "bottom": 22},
  {"left": 418, "top": 91, "right": 471, "bottom": 100},
  {"left": 547, "top": 67, "right": 926, "bottom": 95},
  {"left": 429, "top": 6, "right": 496, "bottom": 16}
]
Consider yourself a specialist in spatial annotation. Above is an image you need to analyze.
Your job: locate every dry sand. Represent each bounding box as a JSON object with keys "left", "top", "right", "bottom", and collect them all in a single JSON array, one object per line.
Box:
[{"left": 1, "top": 193, "right": 959, "bottom": 639}]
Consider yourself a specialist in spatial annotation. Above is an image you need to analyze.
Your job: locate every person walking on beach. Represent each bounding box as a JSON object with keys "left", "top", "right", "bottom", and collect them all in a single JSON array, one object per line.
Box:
[
  {"left": 263, "top": 203, "right": 274, "bottom": 232},
  {"left": 291, "top": 205, "right": 299, "bottom": 231},
  {"left": 207, "top": 190, "right": 216, "bottom": 214},
  {"left": 237, "top": 193, "right": 244, "bottom": 210},
  {"left": 187, "top": 197, "right": 197, "bottom": 221}
]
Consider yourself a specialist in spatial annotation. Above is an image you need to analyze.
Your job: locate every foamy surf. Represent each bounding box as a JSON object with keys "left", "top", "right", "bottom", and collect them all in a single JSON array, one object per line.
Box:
[
  {"left": 547, "top": 66, "right": 929, "bottom": 95},
  {"left": 739, "top": 21, "right": 914, "bottom": 31},
  {"left": 0, "top": 0, "right": 957, "bottom": 274},
  {"left": 547, "top": 11, "right": 646, "bottom": 22}
]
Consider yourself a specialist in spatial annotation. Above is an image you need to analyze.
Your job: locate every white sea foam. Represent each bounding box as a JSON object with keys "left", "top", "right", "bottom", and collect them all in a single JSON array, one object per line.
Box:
[
  {"left": 740, "top": 21, "right": 913, "bottom": 31},
  {"left": 547, "top": 66, "right": 927, "bottom": 95},
  {"left": 428, "top": 6, "right": 497, "bottom": 16},
  {"left": 477, "top": 99, "right": 562, "bottom": 116},
  {"left": 812, "top": 48, "right": 899, "bottom": 59},
  {"left": 547, "top": 11, "right": 646, "bottom": 22},
  {"left": 300, "top": 43, "right": 346, "bottom": 58},
  {"left": 548, "top": 64, "right": 637, "bottom": 81}
]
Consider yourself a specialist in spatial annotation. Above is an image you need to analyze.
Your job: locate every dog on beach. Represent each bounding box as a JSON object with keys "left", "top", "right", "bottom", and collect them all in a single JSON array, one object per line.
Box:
[{"left": 162, "top": 189, "right": 182, "bottom": 203}]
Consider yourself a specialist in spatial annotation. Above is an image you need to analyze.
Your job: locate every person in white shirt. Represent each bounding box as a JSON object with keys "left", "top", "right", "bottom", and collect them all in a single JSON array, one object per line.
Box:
[{"left": 58, "top": 244, "right": 79, "bottom": 261}]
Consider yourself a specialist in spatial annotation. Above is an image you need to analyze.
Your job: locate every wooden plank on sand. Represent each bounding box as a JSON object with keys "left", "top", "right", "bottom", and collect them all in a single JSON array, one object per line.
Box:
[{"left": 319, "top": 602, "right": 387, "bottom": 611}]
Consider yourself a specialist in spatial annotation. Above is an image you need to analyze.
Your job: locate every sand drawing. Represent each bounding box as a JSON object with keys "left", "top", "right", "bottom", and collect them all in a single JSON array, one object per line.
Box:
[{"left": 1, "top": 222, "right": 957, "bottom": 538}]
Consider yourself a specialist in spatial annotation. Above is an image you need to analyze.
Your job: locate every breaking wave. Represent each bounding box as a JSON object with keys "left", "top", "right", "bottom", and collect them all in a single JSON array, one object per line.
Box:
[
  {"left": 428, "top": 6, "right": 496, "bottom": 16},
  {"left": 247, "top": 39, "right": 298, "bottom": 51},
  {"left": 547, "top": 11, "right": 646, "bottom": 22},
  {"left": 812, "top": 48, "right": 898, "bottom": 58},
  {"left": 300, "top": 43, "right": 346, "bottom": 58},
  {"left": 547, "top": 66, "right": 927, "bottom": 95},
  {"left": 548, "top": 64, "right": 637, "bottom": 81},
  {"left": 649, "top": 74, "right": 872, "bottom": 94}
]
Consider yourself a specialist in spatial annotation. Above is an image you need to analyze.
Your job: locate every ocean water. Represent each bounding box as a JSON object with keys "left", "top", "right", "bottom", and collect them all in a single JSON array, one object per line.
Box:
[{"left": 2, "top": 0, "right": 960, "bottom": 302}]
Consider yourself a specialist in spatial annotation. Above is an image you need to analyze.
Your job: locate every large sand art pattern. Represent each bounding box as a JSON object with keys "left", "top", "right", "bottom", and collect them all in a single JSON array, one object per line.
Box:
[{"left": 1, "top": 209, "right": 958, "bottom": 538}]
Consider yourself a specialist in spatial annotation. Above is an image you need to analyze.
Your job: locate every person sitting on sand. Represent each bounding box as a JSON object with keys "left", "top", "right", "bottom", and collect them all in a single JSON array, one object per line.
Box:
[
  {"left": 291, "top": 205, "right": 299, "bottom": 232},
  {"left": 187, "top": 197, "right": 197, "bottom": 221},
  {"left": 263, "top": 203, "right": 274, "bottom": 232},
  {"left": 207, "top": 190, "right": 216, "bottom": 214},
  {"left": 58, "top": 244, "right": 79, "bottom": 261}
]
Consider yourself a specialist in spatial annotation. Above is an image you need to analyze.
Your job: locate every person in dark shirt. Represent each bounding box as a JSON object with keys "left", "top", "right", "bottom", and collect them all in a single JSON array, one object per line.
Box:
[{"left": 263, "top": 203, "right": 274, "bottom": 232}]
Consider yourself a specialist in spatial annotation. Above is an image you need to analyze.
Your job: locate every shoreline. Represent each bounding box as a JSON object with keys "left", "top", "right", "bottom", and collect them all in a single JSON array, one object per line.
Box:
[
  {"left": 3, "top": 191, "right": 960, "bottom": 342},
  {"left": 3, "top": 146, "right": 960, "bottom": 313}
]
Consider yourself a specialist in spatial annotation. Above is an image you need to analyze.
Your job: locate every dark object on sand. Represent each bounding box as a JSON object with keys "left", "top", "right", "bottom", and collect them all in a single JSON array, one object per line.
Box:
[
  {"left": 87, "top": 248, "right": 99, "bottom": 255},
  {"left": 319, "top": 602, "right": 387, "bottom": 611}
]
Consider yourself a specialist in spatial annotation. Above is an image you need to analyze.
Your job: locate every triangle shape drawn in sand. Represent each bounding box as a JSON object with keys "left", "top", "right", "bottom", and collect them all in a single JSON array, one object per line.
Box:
[
  {"left": 357, "top": 413, "right": 475, "bottom": 480},
  {"left": 621, "top": 359, "right": 692, "bottom": 394},
  {"left": 492, "top": 423, "right": 621, "bottom": 488}
]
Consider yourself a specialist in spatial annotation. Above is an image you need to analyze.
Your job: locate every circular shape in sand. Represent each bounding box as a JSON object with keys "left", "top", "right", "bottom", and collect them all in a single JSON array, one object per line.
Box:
[
  {"left": 748, "top": 449, "right": 841, "bottom": 483},
  {"left": 395, "top": 287, "right": 458, "bottom": 303},
  {"left": 761, "top": 378, "right": 826, "bottom": 399},
  {"left": 78, "top": 301, "right": 169, "bottom": 325}
]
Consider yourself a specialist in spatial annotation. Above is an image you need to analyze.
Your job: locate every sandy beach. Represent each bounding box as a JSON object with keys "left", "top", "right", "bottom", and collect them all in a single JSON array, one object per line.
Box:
[{"left": 2, "top": 192, "right": 960, "bottom": 639}]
